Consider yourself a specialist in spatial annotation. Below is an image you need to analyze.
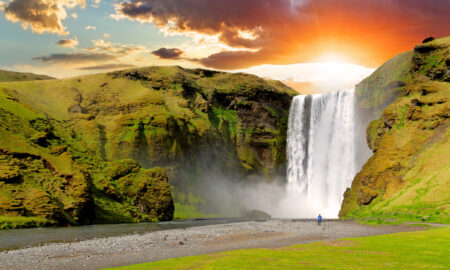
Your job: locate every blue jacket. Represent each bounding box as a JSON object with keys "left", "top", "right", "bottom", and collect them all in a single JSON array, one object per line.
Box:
[{"left": 318, "top": 215, "right": 322, "bottom": 221}]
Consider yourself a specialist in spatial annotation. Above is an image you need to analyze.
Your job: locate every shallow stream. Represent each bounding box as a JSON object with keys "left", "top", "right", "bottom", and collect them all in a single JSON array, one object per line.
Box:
[{"left": 0, "top": 218, "right": 251, "bottom": 251}]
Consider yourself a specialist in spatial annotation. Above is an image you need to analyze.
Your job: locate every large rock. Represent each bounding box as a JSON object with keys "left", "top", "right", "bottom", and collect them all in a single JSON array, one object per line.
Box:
[{"left": 118, "top": 167, "right": 174, "bottom": 221}]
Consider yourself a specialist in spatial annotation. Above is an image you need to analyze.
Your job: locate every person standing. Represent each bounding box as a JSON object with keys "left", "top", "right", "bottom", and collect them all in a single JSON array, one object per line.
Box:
[{"left": 318, "top": 214, "right": 322, "bottom": 226}]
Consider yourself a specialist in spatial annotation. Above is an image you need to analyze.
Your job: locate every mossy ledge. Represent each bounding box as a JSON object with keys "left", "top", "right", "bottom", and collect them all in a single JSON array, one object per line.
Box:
[
  {"left": 340, "top": 36, "right": 450, "bottom": 223},
  {"left": 0, "top": 66, "right": 297, "bottom": 228}
]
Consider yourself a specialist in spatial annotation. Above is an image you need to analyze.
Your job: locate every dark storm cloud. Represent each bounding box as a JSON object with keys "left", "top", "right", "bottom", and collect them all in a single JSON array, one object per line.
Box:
[
  {"left": 114, "top": 0, "right": 450, "bottom": 69},
  {"left": 33, "top": 53, "right": 116, "bottom": 64},
  {"left": 151, "top": 48, "right": 184, "bottom": 59},
  {"left": 114, "top": 0, "right": 287, "bottom": 49}
]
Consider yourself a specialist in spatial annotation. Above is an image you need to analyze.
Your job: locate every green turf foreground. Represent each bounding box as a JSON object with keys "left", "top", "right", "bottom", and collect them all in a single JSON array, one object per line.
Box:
[{"left": 105, "top": 227, "right": 450, "bottom": 270}]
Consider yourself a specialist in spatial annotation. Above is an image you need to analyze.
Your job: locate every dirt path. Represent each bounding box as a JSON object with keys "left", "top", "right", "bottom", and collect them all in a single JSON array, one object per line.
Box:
[{"left": 0, "top": 220, "right": 435, "bottom": 270}]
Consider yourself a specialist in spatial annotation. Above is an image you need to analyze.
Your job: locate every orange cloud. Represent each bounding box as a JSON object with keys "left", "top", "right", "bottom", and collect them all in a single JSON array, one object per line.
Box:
[
  {"left": 114, "top": 0, "right": 450, "bottom": 69},
  {"left": 87, "top": 39, "right": 147, "bottom": 56},
  {"left": 4, "top": 0, "right": 86, "bottom": 35}
]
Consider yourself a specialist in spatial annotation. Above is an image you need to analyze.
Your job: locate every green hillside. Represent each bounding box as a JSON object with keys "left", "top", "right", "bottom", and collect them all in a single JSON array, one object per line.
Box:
[
  {"left": 0, "top": 66, "right": 297, "bottom": 228},
  {"left": 340, "top": 37, "right": 450, "bottom": 223},
  {"left": 0, "top": 70, "right": 54, "bottom": 82}
]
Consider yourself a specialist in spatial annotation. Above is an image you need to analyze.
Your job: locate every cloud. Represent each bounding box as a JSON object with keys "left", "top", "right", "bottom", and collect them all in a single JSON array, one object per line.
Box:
[
  {"left": 70, "top": 13, "right": 78, "bottom": 19},
  {"left": 33, "top": 38, "right": 147, "bottom": 68},
  {"left": 0, "top": 1, "right": 5, "bottom": 11},
  {"left": 103, "top": 33, "right": 111, "bottom": 38},
  {"left": 151, "top": 48, "right": 184, "bottom": 59},
  {"left": 3, "top": 0, "right": 86, "bottom": 35},
  {"left": 29, "top": 37, "right": 150, "bottom": 79},
  {"left": 57, "top": 37, "right": 79, "bottom": 48},
  {"left": 85, "top": 25, "right": 96, "bottom": 30},
  {"left": 78, "top": 63, "right": 136, "bottom": 70},
  {"left": 88, "top": 39, "right": 147, "bottom": 56},
  {"left": 113, "top": 0, "right": 450, "bottom": 69},
  {"left": 33, "top": 53, "right": 116, "bottom": 64}
]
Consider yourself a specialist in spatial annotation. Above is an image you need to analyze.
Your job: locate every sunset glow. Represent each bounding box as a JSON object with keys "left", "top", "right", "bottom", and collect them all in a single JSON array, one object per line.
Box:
[{"left": 0, "top": 0, "right": 449, "bottom": 92}]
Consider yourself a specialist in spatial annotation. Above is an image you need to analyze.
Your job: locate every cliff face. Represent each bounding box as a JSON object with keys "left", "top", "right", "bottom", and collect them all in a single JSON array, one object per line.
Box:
[
  {"left": 340, "top": 37, "right": 450, "bottom": 223},
  {"left": 0, "top": 102, "right": 174, "bottom": 228},
  {"left": 0, "top": 66, "right": 296, "bottom": 228},
  {"left": 102, "top": 67, "right": 296, "bottom": 179}
]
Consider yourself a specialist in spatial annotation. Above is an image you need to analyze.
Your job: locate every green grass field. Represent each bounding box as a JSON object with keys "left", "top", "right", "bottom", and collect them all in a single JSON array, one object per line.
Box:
[
  {"left": 0, "top": 216, "right": 50, "bottom": 229},
  {"left": 105, "top": 227, "right": 450, "bottom": 270}
]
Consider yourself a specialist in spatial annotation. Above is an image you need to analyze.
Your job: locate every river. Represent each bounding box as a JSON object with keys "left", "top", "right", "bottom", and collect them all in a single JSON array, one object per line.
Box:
[{"left": 0, "top": 218, "right": 251, "bottom": 251}]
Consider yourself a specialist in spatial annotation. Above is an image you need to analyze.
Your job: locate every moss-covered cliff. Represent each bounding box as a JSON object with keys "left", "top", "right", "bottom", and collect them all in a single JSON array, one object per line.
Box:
[
  {"left": 340, "top": 37, "right": 450, "bottom": 223},
  {"left": 0, "top": 66, "right": 297, "bottom": 228},
  {"left": 0, "top": 98, "right": 174, "bottom": 228}
]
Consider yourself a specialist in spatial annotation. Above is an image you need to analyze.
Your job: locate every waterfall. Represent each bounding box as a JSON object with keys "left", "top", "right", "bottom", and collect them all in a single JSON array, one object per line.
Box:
[{"left": 285, "top": 89, "right": 357, "bottom": 218}]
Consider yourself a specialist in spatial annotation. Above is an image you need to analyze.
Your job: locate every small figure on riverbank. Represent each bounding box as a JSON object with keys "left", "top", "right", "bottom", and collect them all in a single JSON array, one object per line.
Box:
[{"left": 318, "top": 214, "right": 322, "bottom": 226}]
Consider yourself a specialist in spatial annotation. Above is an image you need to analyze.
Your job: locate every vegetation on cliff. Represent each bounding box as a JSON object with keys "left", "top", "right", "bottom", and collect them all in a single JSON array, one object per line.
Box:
[
  {"left": 340, "top": 37, "right": 450, "bottom": 223},
  {"left": 0, "top": 70, "right": 54, "bottom": 82},
  {"left": 0, "top": 66, "right": 296, "bottom": 228}
]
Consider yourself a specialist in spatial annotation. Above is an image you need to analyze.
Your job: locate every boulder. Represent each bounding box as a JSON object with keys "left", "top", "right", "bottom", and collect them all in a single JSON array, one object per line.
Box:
[{"left": 243, "top": 209, "right": 271, "bottom": 220}]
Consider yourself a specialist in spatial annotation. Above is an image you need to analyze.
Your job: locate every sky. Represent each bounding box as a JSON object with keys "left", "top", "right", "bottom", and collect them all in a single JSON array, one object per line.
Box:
[{"left": 0, "top": 0, "right": 449, "bottom": 93}]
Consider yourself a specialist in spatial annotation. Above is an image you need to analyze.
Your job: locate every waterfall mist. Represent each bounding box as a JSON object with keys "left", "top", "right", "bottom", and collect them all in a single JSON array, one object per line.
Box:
[{"left": 175, "top": 89, "right": 371, "bottom": 219}]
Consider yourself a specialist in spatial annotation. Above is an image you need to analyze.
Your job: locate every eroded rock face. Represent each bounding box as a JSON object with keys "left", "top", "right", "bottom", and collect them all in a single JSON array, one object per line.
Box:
[
  {"left": 340, "top": 37, "right": 450, "bottom": 223},
  {"left": 0, "top": 110, "right": 174, "bottom": 228},
  {"left": 0, "top": 149, "right": 94, "bottom": 227},
  {"left": 413, "top": 41, "right": 450, "bottom": 81},
  {"left": 100, "top": 68, "right": 296, "bottom": 180},
  {"left": 0, "top": 66, "right": 296, "bottom": 228}
]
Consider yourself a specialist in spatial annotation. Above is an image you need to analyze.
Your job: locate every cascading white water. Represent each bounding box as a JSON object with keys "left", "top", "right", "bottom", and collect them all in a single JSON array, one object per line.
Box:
[{"left": 285, "top": 89, "right": 357, "bottom": 218}]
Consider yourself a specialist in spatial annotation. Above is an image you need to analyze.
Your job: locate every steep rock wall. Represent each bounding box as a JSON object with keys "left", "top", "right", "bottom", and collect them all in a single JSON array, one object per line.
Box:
[
  {"left": 0, "top": 66, "right": 297, "bottom": 227},
  {"left": 340, "top": 37, "right": 450, "bottom": 223}
]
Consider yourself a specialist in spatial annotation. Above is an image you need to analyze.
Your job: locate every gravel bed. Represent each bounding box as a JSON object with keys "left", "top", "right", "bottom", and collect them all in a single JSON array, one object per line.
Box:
[{"left": 0, "top": 220, "right": 428, "bottom": 270}]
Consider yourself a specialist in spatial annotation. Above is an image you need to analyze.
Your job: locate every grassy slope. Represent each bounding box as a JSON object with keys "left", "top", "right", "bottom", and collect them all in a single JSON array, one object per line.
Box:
[
  {"left": 105, "top": 227, "right": 450, "bottom": 270},
  {"left": 355, "top": 51, "right": 413, "bottom": 115},
  {"left": 0, "top": 70, "right": 54, "bottom": 82},
  {"left": 0, "top": 67, "right": 297, "bottom": 227},
  {"left": 340, "top": 37, "right": 450, "bottom": 223}
]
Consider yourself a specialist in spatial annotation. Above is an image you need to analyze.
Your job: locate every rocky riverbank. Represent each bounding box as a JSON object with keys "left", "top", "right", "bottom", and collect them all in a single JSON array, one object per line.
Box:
[{"left": 0, "top": 219, "right": 433, "bottom": 270}]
